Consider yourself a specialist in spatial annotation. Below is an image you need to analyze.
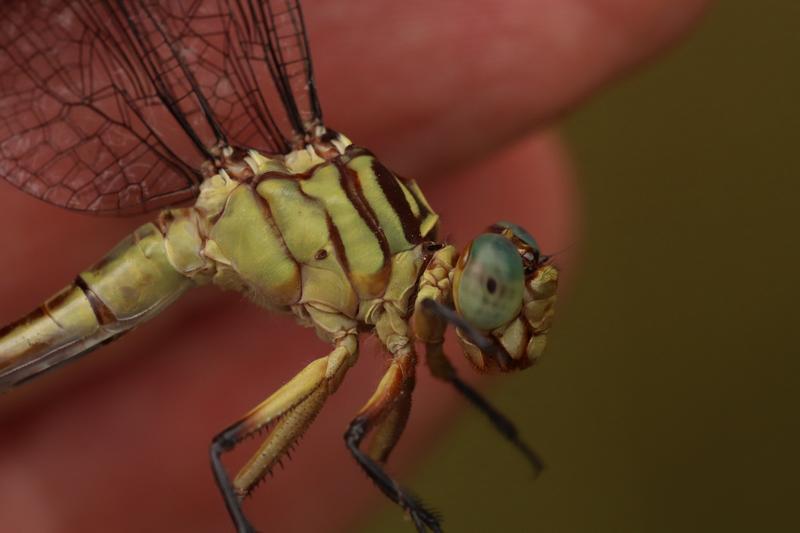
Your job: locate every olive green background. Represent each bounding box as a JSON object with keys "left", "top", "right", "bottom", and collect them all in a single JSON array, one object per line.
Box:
[{"left": 364, "top": 1, "right": 799, "bottom": 532}]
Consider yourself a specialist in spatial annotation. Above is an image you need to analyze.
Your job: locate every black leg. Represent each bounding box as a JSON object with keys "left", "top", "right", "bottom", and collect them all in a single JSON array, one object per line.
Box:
[
  {"left": 420, "top": 299, "right": 544, "bottom": 474},
  {"left": 449, "top": 375, "right": 544, "bottom": 476},
  {"left": 210, "top": 426, "right": 256, "bottom": 533},
  {"left": 345, "top": 417, "right": 442, "bottom": 533}
]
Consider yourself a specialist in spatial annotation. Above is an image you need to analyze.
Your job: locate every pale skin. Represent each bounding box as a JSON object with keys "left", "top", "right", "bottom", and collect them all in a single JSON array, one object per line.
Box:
[{"left": 0, "top": 1, "right": 709, "bottom": 531}]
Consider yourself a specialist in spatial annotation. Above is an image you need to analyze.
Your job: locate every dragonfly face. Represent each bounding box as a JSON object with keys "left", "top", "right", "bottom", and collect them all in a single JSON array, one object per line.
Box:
[{"left": 452, "top": 222, "right": 559, "bottom": 372}]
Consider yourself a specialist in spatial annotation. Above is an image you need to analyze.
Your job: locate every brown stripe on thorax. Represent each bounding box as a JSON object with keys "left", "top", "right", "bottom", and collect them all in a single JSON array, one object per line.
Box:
[
  {"left": 325, "top": 214, "right": 350, "bottom": 275},
  {"left": 370, "top": 159, "right": 422, "bottom": 244},
  {"left": 252, "top": 169, "right": 304, "bottom": 187},
  {"left": 398, "top": 175, "right": 438, "bottom": 241},
  {"left": 335, "top": 159, "right": 395, "bottom": 298},
  {"left": 398, "top": 176, "right": 430, "bottom": 220},
  {"left": 335, "top": 160, "right": 391, "bottom": 266},
  {"left": 249, "top": 183, "right": 296, "bottom": 265}
]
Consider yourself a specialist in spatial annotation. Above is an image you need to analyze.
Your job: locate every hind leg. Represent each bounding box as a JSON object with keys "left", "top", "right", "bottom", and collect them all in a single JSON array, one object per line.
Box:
[
  {"left": 344, "top": 348, "right": 441, "bottom": 533},
  {"left": 210, "top": 333, "right": 357, "bottom": 533}
]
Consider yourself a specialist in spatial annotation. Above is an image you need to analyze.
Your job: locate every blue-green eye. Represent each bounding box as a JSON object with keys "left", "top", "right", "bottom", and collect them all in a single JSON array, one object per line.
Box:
[
  {"left": 455, "top": 233, "right": 524, "bottom": 331},
  {"left": 495, "top": 221, "right": 540, "bottom": 254}
]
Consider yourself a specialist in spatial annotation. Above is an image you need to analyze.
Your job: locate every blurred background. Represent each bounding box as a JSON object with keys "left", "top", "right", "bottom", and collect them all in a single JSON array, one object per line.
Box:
[{"left": 363, "top": 1, "right": 800, "bottom": 532}]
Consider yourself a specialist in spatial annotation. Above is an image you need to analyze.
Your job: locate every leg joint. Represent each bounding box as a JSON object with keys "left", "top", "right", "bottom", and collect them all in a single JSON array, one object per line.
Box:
[
  {"left": 211, "top": 425, "right": 240, "bottom": 455},
  {"left": 344, "top": 417, "right": 368, "bottom": 448}
]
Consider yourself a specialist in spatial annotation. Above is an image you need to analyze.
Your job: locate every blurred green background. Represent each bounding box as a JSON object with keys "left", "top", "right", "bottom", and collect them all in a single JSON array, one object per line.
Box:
[{"left": 364, "top": 1, "right": 799, "bottom": 532}]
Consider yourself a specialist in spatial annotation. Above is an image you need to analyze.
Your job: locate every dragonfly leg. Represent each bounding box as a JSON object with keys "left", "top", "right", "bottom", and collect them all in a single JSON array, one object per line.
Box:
[
  {"left": 210, "top": 332, "right": 358, "bottom": 533},
  {"left": 425, "top": 340, "right": 544, "bottom": 476},
  {"left": 366, "top": 371, "right": 414, "bottom": 464},
  {"left": 344, "top": 349, "right": 441, "bottom": 533},
  {"left": 412, "top": 263, "right": 544, "bottom": 474}
]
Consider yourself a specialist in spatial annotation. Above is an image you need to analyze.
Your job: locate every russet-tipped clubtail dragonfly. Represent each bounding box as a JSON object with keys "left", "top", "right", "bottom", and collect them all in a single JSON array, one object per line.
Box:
[{"left": 0, "top": 1, "right": 559, "bottom": 531}]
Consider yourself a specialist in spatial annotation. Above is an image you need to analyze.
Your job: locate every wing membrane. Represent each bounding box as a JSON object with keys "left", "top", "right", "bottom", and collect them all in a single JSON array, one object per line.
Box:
[{"left": 0, "top": 0, "right": 322, "bottom": 214}]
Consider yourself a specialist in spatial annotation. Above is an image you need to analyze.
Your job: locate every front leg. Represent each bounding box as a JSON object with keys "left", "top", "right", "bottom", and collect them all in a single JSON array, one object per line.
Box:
[
  {"left": 412, "top": 256, "right": 544, "bottom": 475},
  {"left": 211, "top": 332, "right": 357, "bottom": 533},
  {"left": 344, "top": 349, "right": 441, "bottom": 533},
  {"left": 425, "top": 341, "right": 544, "bottom": 475}
]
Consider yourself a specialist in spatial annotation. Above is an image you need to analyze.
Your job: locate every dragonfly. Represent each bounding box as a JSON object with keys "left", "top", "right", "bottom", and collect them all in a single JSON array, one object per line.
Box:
[{"left": 0, "top": 1, "right": 559, "bottom": 532}]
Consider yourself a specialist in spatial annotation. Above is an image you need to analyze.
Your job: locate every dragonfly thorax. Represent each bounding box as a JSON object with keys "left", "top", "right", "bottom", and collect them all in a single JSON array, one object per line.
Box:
[{"left": 161, "top": 137, "right": 440, "bottom": 343}]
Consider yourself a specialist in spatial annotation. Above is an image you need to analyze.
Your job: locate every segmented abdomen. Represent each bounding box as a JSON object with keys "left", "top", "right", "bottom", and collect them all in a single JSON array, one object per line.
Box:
[{"left": 0, "top": 224, "right": 193, "bottom": 391}]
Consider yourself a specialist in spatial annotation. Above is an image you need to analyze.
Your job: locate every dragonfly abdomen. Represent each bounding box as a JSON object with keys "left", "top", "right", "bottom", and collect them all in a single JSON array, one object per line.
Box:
[{"left": 0, "top": 223, "right": 195, "bottom": 391}]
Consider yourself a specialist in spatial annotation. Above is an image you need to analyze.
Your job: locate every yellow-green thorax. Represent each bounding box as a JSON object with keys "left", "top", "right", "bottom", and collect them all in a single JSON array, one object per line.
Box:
[{"left": 161, "top": 136, "right": 439, "bottom": 340}]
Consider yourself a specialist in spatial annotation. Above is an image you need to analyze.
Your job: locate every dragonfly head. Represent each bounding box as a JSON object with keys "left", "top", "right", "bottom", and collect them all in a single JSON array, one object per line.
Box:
[{"left": 447, "top": 221, "right": 558, "bottom": 372}]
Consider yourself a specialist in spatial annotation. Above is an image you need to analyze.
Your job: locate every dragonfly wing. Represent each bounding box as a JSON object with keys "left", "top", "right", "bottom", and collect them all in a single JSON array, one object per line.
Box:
[
  {"left": 0, "top": 0, "right": 322, "bottom": 215},
  {"left": 215, "top": 0, "right": 324, "bottom": 146}
]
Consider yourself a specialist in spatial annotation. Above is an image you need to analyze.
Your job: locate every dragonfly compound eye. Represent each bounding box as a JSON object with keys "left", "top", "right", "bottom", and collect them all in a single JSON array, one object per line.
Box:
[
  {"left": 491, "top": 220, "right": 542, "bottom": 265},
  {"left": 494, "top": 221, "right": 540, "bottom": 252},
  {"left": 454, "top": 233, "right": 525, "bottom": 331}
]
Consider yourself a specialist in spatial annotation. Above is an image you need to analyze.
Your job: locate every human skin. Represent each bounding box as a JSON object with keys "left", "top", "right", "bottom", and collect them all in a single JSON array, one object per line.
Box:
[{"left": 0, "top": 1, "right": 709, "bottom": 532}]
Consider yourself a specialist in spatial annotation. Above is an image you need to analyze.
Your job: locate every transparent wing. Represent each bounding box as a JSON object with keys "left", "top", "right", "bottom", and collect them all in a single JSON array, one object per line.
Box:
[{"left": 0, "top": 0, "right": 322, "bottom": 214}]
